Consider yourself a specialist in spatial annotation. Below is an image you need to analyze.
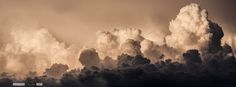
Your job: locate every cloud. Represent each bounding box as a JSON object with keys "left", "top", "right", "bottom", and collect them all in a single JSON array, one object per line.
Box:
[
  {"left": 140, "top": 39, "right": 164, "bottom": 63},
  {"left": 101, "top": 56, "right": 117, "bottom": 69},
  {"left": 79, "top": 48, "right": 101, "bottom": 67},
  {"left": 0, "top": 3, "right": 236, "bottom": 87},
  {"left": 117, "top": 54, "right": 150, "bottom": 68},
  {"left": 43, "top": 63, "right": 69, "bottom": 78},
  {"left": 96, "top": 30, "right": 120, "bottom": 58},
  {"left": 96, "top": 28, "right": 144, "bottom": 58},
  {"left": 120, "top": 39, "right": 142, "bottom": 56},
  {"left": 183, "top": 49, "right": 202, "bottom": 64},
  {"left": 0, "top": 28, "right": 81, "bottom": 78},
  {"left": 96, "top": 28, "right": 163, "bottom": 63},
  {"left": 165, "top": 3, "right": 211, "bottom": 51}
]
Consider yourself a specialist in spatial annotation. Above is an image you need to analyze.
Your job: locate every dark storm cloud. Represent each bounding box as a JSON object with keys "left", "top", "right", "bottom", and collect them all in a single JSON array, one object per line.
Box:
[
  {"left": 1, "top": 48, "right": 236, "bottom": 87},
  {"left": 204, "top": 21, "right": 224, "bottom": 53},
  {"left": 183, "top": 49, "right": 202, "bottom": 64}
]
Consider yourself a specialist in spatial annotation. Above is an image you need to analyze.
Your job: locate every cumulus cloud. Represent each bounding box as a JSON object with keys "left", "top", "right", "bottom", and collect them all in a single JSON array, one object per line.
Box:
[
  {"left": 112, "top": 28, "right": 144, "bottom": 43},
  {"left": 79, "top": 48, "right": 100, "bottom": 67},
  {"left": 120, "top": 39, "right": 142, "bottom": 56},
  {"left": 43, "top": 63, "right": 69, "bottom": 79},
  {"left": 0, "top": 3, "right": 236, "bottom": 87},
  {"left": 164, "top": 3, "right": 229, "bottom": 64},
  {"left": 0, "top": 28, "right": 81, "bottom": 77},
  {"left": 96, "top": 28, "right": 144, "bottom": 58},
  {"left": 101, "top": 56, "right": 117, "bottom": 69},
  {"left": 140, "top": 39, "right": 164, "bottom": 63},
  {"left": 182, "top": 49, "right": 202, "bottom": 71},
  {"left": 204, "top": 21, "right": 224, "bottom": 53},
  {"left": 96, "top": 31, "right": 120, "bottom": 58},
  {"left": 96, "top": 28, "right": 163, "bottom": 63},
  {"left": 165, "top": 3, "right": 211, "bottom": 51},
  {"left": 117, "top": 54, "right": 150, "bottom": 68}
]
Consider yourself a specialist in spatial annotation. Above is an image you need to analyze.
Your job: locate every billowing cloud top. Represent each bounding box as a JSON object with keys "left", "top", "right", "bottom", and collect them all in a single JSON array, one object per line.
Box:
[
  {"left": 0, "top": 28, "right": 81, "bottom": 78},
  {"left": 166, "top": 3, "right": 210, "bottom": 51}
]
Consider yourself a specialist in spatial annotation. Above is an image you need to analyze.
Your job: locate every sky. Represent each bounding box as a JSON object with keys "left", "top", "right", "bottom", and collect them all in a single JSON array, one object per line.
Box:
[
  {"left": 0, "top": 1, "right": 236, "bottom": 86},
  {"left": 0, "top": 0, "right": 235, "bottom": 47}
]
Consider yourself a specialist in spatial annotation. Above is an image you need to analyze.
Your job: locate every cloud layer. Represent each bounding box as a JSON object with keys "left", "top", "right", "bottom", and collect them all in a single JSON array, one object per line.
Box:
[{"left": 0, "top": 3, "right": 236, "bottom": 87}]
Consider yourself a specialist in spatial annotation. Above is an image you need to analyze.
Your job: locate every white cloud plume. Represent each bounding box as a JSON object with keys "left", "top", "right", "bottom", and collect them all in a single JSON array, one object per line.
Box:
[
  {"left": 0, "top": 28, "right": 81, "bottom": 78},
  {"left": 165, "top": 3, "right": 211, "bottom": 51}
]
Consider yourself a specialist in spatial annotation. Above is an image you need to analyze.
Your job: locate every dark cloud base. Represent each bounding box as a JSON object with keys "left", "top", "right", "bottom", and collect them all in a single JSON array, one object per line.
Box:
[{"left": 1, "top": 53, "right": 236, "bottom": 87}]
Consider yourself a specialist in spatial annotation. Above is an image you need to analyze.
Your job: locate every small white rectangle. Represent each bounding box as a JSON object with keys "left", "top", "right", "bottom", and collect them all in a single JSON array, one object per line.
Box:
[
  {"left": 36, "top": 82, "right": 43, "bottom": 86},
  {"left": 13, "top": 82, "right": 25, "bottom": 86}
]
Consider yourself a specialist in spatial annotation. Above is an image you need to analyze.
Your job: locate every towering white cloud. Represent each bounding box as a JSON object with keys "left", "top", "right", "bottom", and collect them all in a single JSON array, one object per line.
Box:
[{"left": 165, "top": 3, "right": 211, "bottom": 51}]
